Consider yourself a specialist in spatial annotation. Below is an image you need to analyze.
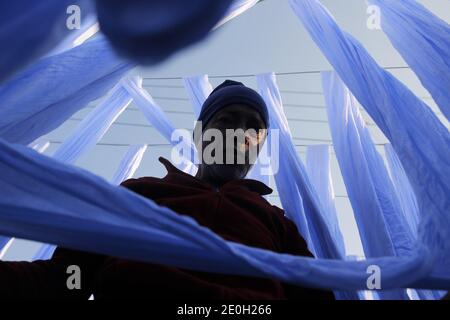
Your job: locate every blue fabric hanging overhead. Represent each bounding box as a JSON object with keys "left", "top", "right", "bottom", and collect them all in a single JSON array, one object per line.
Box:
[
  {"left": 322, "top": 71, "right": 414, "bottom": 300},
  {"left": 384, "top": 144, "right": 421, "bottom": 238},
  {"left": 0, "top": 237, "right": 9, "bottom": 252},
  {"left": 384, "top": 144, "right": 444, "bottom": 300},
  {"left": 0, "top": 137, "right": 440, "bottom": 291},
  {"left": 0, "top": 0, "right": 448, "bottom": 296},
  {"left": 323, "top": 71, "right": 414, "bottom": 260},
  {"left": 305, "top": 145, "right": 346, "bottom": 259},
  {"left": 256, "top": 73, "right": 364, "bottom": 302},
  {"left": 305, "top": 144, "right": 358, "bottom": 300},
  {"left": 95, "top": 0, "right": 234, "bottom": 64},
  {"left": 0, "top": 0, "right": 94, "bottom": 83},
  {"left": 369, "top": 0, "right": 450, "bottom": 120},
  {"left": 290, "top": 0, "right": 450, "bottom": 286},
  {"left": 52, "top": 77, "right": 136, "bottom": 164},
  {"left": 0, "top": 37, "right": 134, "bottom": 145},
  {"left": 122, "top": 77, "right": 197, "bottom": 173},
  {"left": 111, "top": 144, "right": 148, "bottom": 186}
]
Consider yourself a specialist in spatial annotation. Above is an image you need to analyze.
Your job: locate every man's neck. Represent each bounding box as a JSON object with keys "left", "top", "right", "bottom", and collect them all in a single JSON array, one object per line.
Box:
[{"left": 195, "top": 166, "right": 227, "bottom": 190}]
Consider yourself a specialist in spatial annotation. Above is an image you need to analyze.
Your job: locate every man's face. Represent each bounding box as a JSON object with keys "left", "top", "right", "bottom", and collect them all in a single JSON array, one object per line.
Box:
[{"left": 196, "top": 104, "right": 267, "bottom": 183}]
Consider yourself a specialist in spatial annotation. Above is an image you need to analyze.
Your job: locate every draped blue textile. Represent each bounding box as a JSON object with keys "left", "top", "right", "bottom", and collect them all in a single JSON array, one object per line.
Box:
[
  {"left": 216, "top": 0, "right": 261, "bottom": 29},
  {"left": 323, "top": 71, "right": 413, "bottom": 300},
  {"left": 0, "top": 37, "right": 134, "bottom": 145},
  {"left": 0, "top": 0, "right": 94, "bottom": 83},
  {"left": 370, "top": 0, "right": 450, "bottom": 120},
  {"left": 323, "top": 72, "right": 414, "bottom": 259},
  {"left": 32, "top": 77, "right": 135, "bottom": 260},
  {"left": 46, "top": 17, "right": 99, "bottom": 58},
  {"left": 384, "top": 144, "right": 444, "bottom": 300},
  {"left": 29, "top": 140, "right": 51, "bottom": 154},
  {"left": 32, "top": 244, "right": 57, "bottom": 262},
  {"left": 183, "top": 75, "right": 213, "bottom": 118},
  {"left": 52, "top": 77, "right": 136, "bottom": 164},
  {"left": 305, "top": 145, "right": 346, "bottom": 258},
  {"left": 0, "top": 237, "right": 9, "bottom": 251},
  {"left": 257, "top": 72, "right": 359, "bottom": 303},
  {"left": 111, "top": 144, "right": 148, "bottom": 185},
  {"left": 0, "top": 0, "right": 255, "bottom": 82},
  {"left": 257, "top": 73, "right": 341, "bottom": 261},
  {"left": 290, "top": 0, "right": 450, "bottom": 286},
  {"left": 0, "top": 0, "right": 258, "bottom": 147},
  {"left": 0, "top": 0, "right": 448, "bottom": 294},
  {"left": 0, "top": 138, "right": 441, "bottom": 291},
  {"left": 0, "top": 140, "right": 50, "bottom": 255},
  {"left": 384, "top": 144, "right": 421, "bottom": 238},
  {"left": 305, "top": 144, "right": 358, "bottom": 299},
  {"left": 33, "top": 143, "right": 148, "bottom": 260},
  {"left": 0, "top": 238, "right": 14, "bottom": 260},
  {"left": 122, "top": 77, "right": 197, "bottom": 174},
  {"left": 96, "top": 0, "right": 234, "bottom": 64}
]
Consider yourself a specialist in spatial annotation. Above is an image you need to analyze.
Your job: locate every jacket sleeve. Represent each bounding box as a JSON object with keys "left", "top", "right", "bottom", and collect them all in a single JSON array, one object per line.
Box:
[
  {"left": 0, "top": 247, "right": 107, "bottom": 299},
  {"left": 273, "top": 206, "right": 336, "bottom": 300}
]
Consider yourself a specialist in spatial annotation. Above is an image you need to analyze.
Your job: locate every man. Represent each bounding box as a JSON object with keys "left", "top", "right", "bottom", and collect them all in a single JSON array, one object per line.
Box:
[{"left": 0, "top": 80, "right": 334, "bottom": 300}]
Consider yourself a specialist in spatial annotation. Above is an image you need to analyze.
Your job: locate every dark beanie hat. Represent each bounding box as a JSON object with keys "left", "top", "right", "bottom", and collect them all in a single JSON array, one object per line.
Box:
[{"left": 196, "top": 80, "right": 269, "bottom": 131}]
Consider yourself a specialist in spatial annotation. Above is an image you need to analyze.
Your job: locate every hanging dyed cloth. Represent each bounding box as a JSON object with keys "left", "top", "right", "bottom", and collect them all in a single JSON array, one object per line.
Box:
[
  {"left": 290, "top": 0, "right": 450, "bottom": 287},
  {"left": 323, "top": 71, "right": 414, "bottom": 300},
  {"left": 111, "top": 144, "right": 148, "bottom": 185},
  {"left": 52, "top": 77, "right": 136, "bottom": 164},
  {"left": 183, "top": 75, "right": 213, "bottom": 118},
  {"left": 0, "top": 37, "right": 134, "bottom": 145},
  {"left": 0, "top": 136, "right": 440, "bottom": 291},
  {"left": 305, "top": 145, "right": 346, "bottom": 258},
  {"left": 29, "top": 140, "right": 51, "bottom": 154},
  {"left": 0, "top": 0, "right": 95, "bottom": 83},
  {"left": 96, "top": 0, "right": 234, "bottom": 64},
  {"left": 122, "top": 77, "right": 197, "bottom": 174},
  {"left": 370, "top": 0, "right": 450, "bottom": 120},
  {"left": 384, "top": 144, "right": 445, "bottom": 300}
]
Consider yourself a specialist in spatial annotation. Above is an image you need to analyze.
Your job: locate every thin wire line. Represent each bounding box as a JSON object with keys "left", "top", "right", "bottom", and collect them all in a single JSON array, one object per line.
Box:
[
  {"left": 140, "top": 83, "right": 434, "bottom": 102},
  {"left": 143, "top": 84, "right": 185, "bottom": 89},
  {"left": 284, "top": 103, "right": 326, "bottom": 109},
  {"left": 83, "top": 105, "right": 336, "bottom": 124},
  {"left": 49, "top": 141, "right": 171, "bottom": 147},
  {"left": 68, "top": 118, "right": 154, "bottom": 129},
  {"left": 152, "top": 96, "right": 190, "bottom": 101},
  {"left": 142, "top": 66, "right": 412, "bottom": 80},
  {"left": 268, "top": 194, "right": 350, "bottom": 199},
  {"left": 84, "top": 105, "right": 195, "bottom": 115},
  {"left": 48, "top": 140, "right": 368, "bottom": 148},
  {"left": 280, "top": 90, "right": 323, "bottom": 95}
]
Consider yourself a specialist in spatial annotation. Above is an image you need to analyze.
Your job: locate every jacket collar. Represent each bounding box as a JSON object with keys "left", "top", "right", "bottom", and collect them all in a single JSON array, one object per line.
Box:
[{"left": 158, "top": 157, "right": 273, "bottom": 196}]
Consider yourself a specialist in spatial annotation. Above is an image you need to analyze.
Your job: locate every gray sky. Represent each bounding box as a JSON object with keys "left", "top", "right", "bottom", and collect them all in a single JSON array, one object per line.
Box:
[{"left": 4, "top": 0, "right": 450, "bottom": 260}]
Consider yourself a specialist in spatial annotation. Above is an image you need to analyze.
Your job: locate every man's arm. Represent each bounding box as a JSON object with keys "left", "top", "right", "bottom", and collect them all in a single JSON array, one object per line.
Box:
[{"left": 0, "top": 247, "right": 106, "bottom": 299}]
